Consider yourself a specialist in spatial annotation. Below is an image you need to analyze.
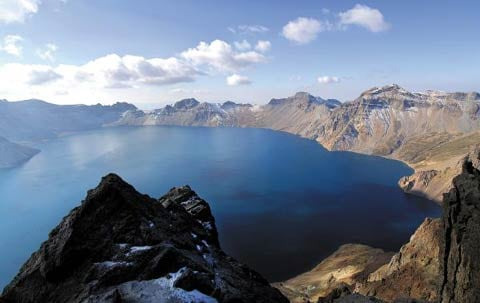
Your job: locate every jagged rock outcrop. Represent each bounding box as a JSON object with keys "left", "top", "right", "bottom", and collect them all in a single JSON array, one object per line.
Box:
[
  {"left": 440, "top": 154, "right": 480, "bottom": 303},
  {"left": 356, "top": 218, "right": 442, "bottom": 302},
  {"left": 0, "top": 136, "right": 39, "bottom": 168},
  {"left": 0, "top": 174, "right": 288, "bottom": 303},
  {"left": 274, "top": 244, "right": 394, "bottom": 303}
]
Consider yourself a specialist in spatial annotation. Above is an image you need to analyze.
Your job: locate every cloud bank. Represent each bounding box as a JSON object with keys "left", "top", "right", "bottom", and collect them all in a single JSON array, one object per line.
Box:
[
  {"left": 0, "top": 39, "right": 270, "bottom": 103},
  {"left": 0, "top": 0, "right": 39, "bottom": 23}
]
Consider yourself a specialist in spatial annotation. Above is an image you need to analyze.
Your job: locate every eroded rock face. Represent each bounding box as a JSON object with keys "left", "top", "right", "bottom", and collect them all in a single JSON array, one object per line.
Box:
[
  {"left": 356, "top": 218, "right": 442, "bottom": 302},
  {"left": 440, "top": 158, "right": 480, "bottom": 303},
  {"left": 0, "top": 174, "right": 288, "bottom": 303}
]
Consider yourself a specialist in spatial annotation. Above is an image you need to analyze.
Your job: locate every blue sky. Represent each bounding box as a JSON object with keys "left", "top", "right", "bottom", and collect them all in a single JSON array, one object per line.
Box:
[{"left": 0, "top": 0, "right": 479, "bottom": 107}]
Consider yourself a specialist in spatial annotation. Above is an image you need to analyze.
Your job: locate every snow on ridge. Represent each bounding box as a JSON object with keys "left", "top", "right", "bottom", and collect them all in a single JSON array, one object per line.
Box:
[
  {"left": 95, "top": 261, "right": 132, "bottom": 268},
  {"left": 112, "top": 267, "right": 218, "bottom": 302}
]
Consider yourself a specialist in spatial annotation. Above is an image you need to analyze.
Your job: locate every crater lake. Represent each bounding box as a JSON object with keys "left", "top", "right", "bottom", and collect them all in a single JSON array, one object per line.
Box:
[{"left": 0, "top": 126, "right": 440, "bottom": 288}]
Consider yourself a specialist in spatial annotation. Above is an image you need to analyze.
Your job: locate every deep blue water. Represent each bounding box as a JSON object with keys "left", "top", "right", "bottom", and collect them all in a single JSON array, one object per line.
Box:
[{"left": 0, "top": 126, "right": 440, "bottom": 287}]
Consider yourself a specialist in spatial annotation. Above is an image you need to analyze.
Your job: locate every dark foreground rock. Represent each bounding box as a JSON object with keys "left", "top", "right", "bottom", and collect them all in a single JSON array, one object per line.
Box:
[
  {"left": 440, "top": 152, "right": 480, "bottom": 303},
  {"left": 0, "top": 174, "right": 288, "bottom": 303}
]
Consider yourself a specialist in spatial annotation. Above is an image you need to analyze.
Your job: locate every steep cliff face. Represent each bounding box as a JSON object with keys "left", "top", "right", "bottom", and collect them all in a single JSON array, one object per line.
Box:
[
  {"left": 315, "top": 85, "right": 480, "bottom": 155},
  {"left": 356, "top": 218, "right": 442, "bottom": 302},
  {"left": 440, "top": 155, "right": 480, "bottom": 303},
  {"left": 0, "top": 174, "right": 288, "bottom": 303}
]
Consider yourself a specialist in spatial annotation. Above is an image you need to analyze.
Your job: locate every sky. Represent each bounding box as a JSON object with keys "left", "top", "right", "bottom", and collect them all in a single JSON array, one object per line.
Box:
[{"left": 0, "top": 0, "right": 479, "bottom": 108}]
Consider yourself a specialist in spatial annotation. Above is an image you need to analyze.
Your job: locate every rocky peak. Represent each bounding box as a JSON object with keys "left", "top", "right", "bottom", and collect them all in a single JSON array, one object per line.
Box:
[
  {"left": 355, "top": 84, "right": 421, "bottom": 112},
  {"left": 1, "top": 174, "right": 288, "bottom": 303},
  {"left": 220, "top": 101, "right": 252, "bottom": 110},
  {"left": 159, "top": 185, "right": 219, "bottom": 247},
  {"left": 440, "top": 156, "right": 480, "bottom": 303},
  {"left": 221, "top": 101, "right": 237, "bottom": 110},
  {"left": 173, "top": 98, "right": 200, "bottom": 110},
  {"left": 294, "top": 91, "right": 315, "bottom": 100},
  {"left": 110, "top": 102, "right": 137, "bottom": 111},
  {"left": 268, "top": 92, "right": 338, "bottom": 109},
  {"left": 361, "top": 84, "right": 407, "bottom": 96}
]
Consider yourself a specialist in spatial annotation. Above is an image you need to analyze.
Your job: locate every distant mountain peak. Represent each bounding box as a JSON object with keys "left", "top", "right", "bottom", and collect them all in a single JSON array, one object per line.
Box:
[
  {"left": 293, "top": 91, "right": 313, "bottom": 98},
  {"left": 362, "top": 84, "right": 410, "bottom": 96},
  {"left": 173, "top": 98, "right": 200, "bottom": 110}
]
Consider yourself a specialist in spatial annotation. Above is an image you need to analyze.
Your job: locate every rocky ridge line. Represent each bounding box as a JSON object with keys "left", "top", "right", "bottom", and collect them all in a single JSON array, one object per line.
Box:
[{"left": 0, "top": 174, "right": 288, "bottom": 303}]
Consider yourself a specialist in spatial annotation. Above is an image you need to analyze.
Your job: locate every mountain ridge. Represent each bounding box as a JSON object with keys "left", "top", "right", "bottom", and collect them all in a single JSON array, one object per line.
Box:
[
  {"left": 113, "top": 84, "right": 480, "bottom": 203},
  {"left": 2, "top": 84, "right": 479, "bottom": 200},
  {"left": 0, "top": 174, "right": 288, "bottom": 303}
]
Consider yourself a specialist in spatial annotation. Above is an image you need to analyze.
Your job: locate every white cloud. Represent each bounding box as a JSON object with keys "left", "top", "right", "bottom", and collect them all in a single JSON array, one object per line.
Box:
[
  {"left": 255, "top": 40, "right": 271, "bottom": 53},
  {"left": 0, "top": 39, "right": 269, "bottom": 104},
  {"left": 0, "top": 54, "right": 200, "bottom": 98},
  {"left": 37, "top": 43, "right": 58, "bottom": 61},
  {"left": 78, "top": 54, "right": 200, "bottom": 87},
  {"left": 1, "top": 35, "right": 23, "bottom": 57},
  {"left": 181, "top": 40, "right": 266, "bottom": 72},
  {"left": 282, "top": 17, "right": 331, "bottom": 44},
  {"left": 321, "top": 8, "right": 330, "bottom": 15},
  {"left": 317, "top": 76, "right": 340, "bottom": 84},
  {"left": 0, "top": 0, "right": 39, "bottom": 23},
  {"left": 0, "top": 63, "right": 62, "bottom": 87},
  {"left": 230, "top": 24, "right": 269, "bottom": 35},
  {"left": 339, "top": 4, "right": 390, "bottom": 32},
  {"left": 234, "top": 40, "right": 251, "bottom": 51},
  {"left": 226, "top": 74, "right": 251, "bottom": 86}
]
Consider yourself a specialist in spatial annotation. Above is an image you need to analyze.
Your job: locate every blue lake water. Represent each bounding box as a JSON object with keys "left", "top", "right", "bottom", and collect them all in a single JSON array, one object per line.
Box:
[{"left": 0, "top": 126, "right": 440, "bottom": 287}]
